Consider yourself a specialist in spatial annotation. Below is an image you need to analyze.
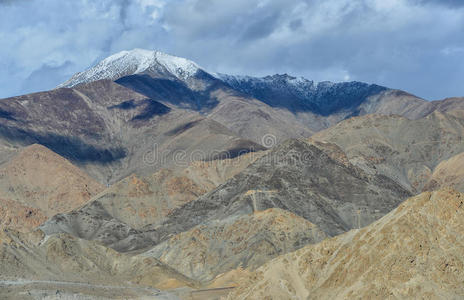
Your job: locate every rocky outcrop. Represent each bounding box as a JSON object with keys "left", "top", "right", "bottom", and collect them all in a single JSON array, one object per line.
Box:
[{"left": 228, "top": 189, "right": 464, "bottom": 299}]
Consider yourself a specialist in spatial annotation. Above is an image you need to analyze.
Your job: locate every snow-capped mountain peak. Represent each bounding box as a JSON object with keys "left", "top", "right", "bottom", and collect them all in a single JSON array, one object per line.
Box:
[{"left": 58, "top": 49, "right": 202, "bottom": 88}]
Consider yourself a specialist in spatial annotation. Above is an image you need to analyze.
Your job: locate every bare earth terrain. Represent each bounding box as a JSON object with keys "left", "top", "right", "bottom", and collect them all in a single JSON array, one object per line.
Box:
[{"left": 1, "top": 50, "right": 464, "bottom": 299}]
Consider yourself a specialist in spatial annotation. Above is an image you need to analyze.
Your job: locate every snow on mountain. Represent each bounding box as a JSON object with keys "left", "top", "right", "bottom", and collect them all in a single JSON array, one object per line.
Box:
[
  {"left": 216, "top": 73, "right": 318, "bottom": 98},
  {"left": 58, "top": 49, "right": 202, "bottom": 88},
  {"left": 57, "top": 48, "right": 387, "bottom": 116},
  {"left": 217, "top": 73, "right": 387, "bottom": 115}
]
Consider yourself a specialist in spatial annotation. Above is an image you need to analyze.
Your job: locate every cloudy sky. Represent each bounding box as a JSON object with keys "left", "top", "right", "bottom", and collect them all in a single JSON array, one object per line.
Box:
[{"left": 0, "top": 0, "right": 463, "bottom": 100}]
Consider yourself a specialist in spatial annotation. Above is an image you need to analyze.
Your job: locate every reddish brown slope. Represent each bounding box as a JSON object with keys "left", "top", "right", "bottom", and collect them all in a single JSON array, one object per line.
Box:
[{"left": 0, "top": 144, "right": 104, "bottom": 231}]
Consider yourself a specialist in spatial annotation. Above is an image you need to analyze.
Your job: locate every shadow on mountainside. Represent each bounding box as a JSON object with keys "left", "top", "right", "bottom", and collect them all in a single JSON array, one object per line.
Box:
[
  {"left": 116, "top": 74, "right": 221, "bottom": 112},
  {"left": 108, "top": 98, "right": 172, "bottom": 121},
  {"left": 0, "top": 124, "right": 126, "bottom": 164}
]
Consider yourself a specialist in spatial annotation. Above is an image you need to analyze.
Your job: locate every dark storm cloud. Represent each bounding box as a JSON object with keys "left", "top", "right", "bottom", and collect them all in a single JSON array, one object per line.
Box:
[{"left": 0, "top": 0, "right": 463, "bottom": 100}]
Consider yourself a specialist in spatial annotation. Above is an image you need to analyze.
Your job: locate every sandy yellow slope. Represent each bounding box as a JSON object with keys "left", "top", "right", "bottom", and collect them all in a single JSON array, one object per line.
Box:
[
  {"left": 228, "top": 189, "right": 464, "bottom": 299},
  {"left": 424, "top": 152, "right": 464, "bottom": 193}
]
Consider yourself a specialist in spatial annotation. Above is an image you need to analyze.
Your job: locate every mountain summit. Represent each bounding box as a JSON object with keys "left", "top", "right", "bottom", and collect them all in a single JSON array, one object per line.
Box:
[{"left": 58, "top": 49, "right": 202, "bottom": 88}]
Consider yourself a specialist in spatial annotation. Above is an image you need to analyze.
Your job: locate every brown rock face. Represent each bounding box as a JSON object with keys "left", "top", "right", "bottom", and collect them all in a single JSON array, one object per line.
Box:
[
  {"left": 228, "top": 189, "right": 464, "bottom": 299},
  {"left": 0, "top": 144, "right": 104, "bottom": 231}
]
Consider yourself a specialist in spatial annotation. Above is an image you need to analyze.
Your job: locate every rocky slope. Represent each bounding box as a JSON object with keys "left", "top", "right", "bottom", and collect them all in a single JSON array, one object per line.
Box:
[
  {"left": 40, "top": 151, "right": 265, "bottom": 251},
  {"left": 41, "top": 138, "right": 411, "bottom": 253},
  {"left": 145, "top": 208, "right": 327, "bottom": 282},
  {"left": 312, "top": 111, "right": 464, "bottom": 193},
  {"left": 144, "top": 139, "right": 411, "bottom": 242},
  {"left": 34, "top": 138, "right": 406, "bottom": 258},
  {"left": 0, "top": 144, "right": 104, "bottom": 215},
  {"left": 227, "top": 189, "right": 464, "bottom": 299},
  {"left": 0, "top": 144, "right": 104, "bottom": 231},
  {"left": 0, "top": 198, "right": 48, "bottom": 232},
  {"left": 424, "top": 151, "right": 464, "bottom": 192}
]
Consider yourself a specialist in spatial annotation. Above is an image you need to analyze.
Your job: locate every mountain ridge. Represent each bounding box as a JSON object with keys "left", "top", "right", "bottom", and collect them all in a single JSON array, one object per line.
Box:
[{"left": 53, "top": 48, "right": 464, "bottom": 134}]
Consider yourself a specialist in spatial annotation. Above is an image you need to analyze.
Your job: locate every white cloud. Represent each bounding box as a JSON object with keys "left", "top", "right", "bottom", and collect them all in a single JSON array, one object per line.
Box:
[{"left": 442, "top": 46, "right": 464, "bottom": 55}]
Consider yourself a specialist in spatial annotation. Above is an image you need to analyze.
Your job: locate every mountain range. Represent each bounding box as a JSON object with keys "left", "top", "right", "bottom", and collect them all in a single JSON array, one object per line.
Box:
[
  {"left": 1, "top": 48, "right": 464, "bottom": 299},
  {"left": 1, "top": 49, "right": 463, "bottom": 185}
]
